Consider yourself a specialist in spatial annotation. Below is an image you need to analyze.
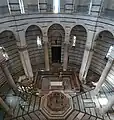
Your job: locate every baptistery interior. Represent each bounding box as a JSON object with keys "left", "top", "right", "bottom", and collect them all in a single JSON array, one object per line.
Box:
[{"left": 0, "top": 0, "right": 114, "bottom": 120}]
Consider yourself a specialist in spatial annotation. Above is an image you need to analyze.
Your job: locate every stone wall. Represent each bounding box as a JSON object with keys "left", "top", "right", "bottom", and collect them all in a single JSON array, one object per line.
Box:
[
  {"left": 47, "top": 23, "right": 65, "bottom": 64},
  {"left": 69, "top": 25, "right": 87, "bottom": 69},
  {"left": 25, "top": 25, "right": 44, "bottom": 69},
  {"left": 90, "top": 31, "right": 114, "bottom": 74},
  {"left": 0, "top": 31, "right": 24, "bottom": 80},
  {"left": 0, "top": 10, "right": 113, "bottom": 84}
]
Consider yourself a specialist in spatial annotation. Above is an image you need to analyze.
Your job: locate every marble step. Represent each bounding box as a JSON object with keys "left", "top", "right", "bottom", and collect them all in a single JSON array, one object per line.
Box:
[{"left": 67, "top": 110, "right": 79, "bottom": 120}]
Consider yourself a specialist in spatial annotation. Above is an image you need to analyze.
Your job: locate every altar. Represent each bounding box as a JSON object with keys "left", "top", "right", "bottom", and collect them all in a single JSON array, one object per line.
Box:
[{"left": 50, "top": 81, "right": 63, "bottom": 90}]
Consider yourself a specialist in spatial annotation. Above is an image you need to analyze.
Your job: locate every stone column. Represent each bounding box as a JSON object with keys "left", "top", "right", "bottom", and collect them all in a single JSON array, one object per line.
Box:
[
  {"left": 0, "top": 52, "right": 26, "bottom": 100},
  {"left": 43, "top": 36, "right": 50, "bottom": 71},
  {"left": 18, "top": 45, "right": 33, "bottom": 80},
  {"left": 0, "top": 52, "right": 17, "bottom": 91},
  {"left": 1, "top": 63, "right": 18, "bottom": 91},
  {"left": 79, "top": 31, "right": 95, "bottom": 83},
  {"left": 0, "top": 97, "right": 12, "bottom": 115},
  {"left": 16, "top": 30, "right": 33, "bottom": 80},
  {"left": 94, "top": 57, "right": 114, "bottom": 95},
  {"left": 63, "top": 41, "right": 69, "bottom": 71}
]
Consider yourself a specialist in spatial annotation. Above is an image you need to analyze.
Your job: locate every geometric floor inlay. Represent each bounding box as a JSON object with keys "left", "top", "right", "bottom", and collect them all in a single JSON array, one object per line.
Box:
[
  {"left": 40, "top": 90, "right": 73, "bottom": 120},
  {"left": 4, "top": 69, "right": 114, "bottom": 120}
]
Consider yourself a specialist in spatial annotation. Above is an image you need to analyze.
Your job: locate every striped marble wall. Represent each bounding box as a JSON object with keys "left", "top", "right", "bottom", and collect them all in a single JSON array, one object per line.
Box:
[
  {"left": 47, "top": 23, "right": 65, "bottom": 64},
  {"left": 69, "top": 25, "right": 87, "bottom": 70},
  {"left": 0, "top": 31, "right": 24, "bottom": 80},
  {"left": 25, "top": 25, "right": 45, "bottom": 69},
  {"left": 0, "top": 13, "right": 113, "bottom": 86},
  {"left": 90, "top": 31, "right": 114, "bottom": 75}
]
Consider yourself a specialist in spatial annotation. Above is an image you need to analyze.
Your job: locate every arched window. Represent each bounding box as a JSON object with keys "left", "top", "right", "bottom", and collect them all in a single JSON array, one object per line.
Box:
[
  {"left": 37, "top": 36, "right": 42, "bottom": 49},
  {"left": 72, "top": 36, "right": 76, "bottom": 46},
  {"left": 0, "top": 47, "right": 9, "bottom": 60}
]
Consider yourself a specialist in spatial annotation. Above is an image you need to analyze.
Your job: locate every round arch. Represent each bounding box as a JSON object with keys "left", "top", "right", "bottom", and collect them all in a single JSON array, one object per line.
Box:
[
  {"left": 46, "top": 22, "right": 65, "bottom": 36},
  {"left": 25, "top": 25, "right": 44, "bottom": 68},
  {"left": 25, "top": 25, "right": 43, "bottom": 36},
  {"left": 89, "top": 30, "right": 114, "bottom": 76},
  {"left": 70, "top": 25, "right": 87, "bottom": 35},
  {"left": 47, "top": 23, "right": 65, "bottom": 64},
  {"left": 48, "top": 23, "right": 65, "bottom": 33},
  {"left": 69, "top": 25, "right": 87, "bottom": 70},
  {"left": 48, "top": 30, "right": 63, "bottom": 38},
  {"left": 70, "top": 23, "right": 88, "bottom": 36},
  {"left": 0, "top": 28, "right": 16, "bottom": 35},
  {"left": 48, "top": 23, "right": 65, "bottom": 45},
  {"left": 0, "top": 30, "right": 24, "bottom": 78},
  {"left": 25, "top": 23, "right": 43, "bottom": 34},
  {"left": 94, "top": 29, "right": 114, "bottom": 42}
]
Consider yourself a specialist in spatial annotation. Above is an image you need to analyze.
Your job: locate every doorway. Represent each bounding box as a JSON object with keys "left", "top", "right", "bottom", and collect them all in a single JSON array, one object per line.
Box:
[{"left": 51, "top": 47, "right": 61, "bottom": 63}]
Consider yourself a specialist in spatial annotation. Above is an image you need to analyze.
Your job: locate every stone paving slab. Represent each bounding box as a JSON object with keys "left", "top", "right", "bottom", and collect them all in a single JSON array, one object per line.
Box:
[
  {"left": 76, "top": 112, "right": 85, "bottom": 119},
  {"left": 67, "top": 110, "right": 79, "bottom": 120},
  {"left": 5, "top": 85, "right": 113, "bottom": 120}
]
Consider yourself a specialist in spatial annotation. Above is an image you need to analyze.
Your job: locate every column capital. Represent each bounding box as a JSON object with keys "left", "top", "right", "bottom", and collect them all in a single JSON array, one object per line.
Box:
[
  {"left": 43, "top": 36, "right": 48, "bottom": 44},
  {"left": 43, "top": 40, "right": 49, "bottom": 46},
  {"left": 17, "top": 45, "right": 28, "bottom": 51},
  {"left": 65, "top": 34, "right": 70, "bottom": 42},
  {"left": 43, "top": 35, "right": 48, "bottom": 39}
]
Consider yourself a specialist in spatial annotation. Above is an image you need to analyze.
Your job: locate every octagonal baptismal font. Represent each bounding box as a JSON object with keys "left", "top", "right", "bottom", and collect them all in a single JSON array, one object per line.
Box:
[
  {"left": 40, "top": 91, "right": 73, "bottom": 120},
  {"left": 47, "top": 91, "right": 69, "bottom": 111}
]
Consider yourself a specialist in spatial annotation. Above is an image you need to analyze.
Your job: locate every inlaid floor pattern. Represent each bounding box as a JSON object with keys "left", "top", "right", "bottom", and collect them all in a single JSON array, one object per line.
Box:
[
  {"left": 4, "top": 90, "right": 111, "bottom": 120},
  {"left": 4, "top": 70, "right": 114, "bottom": 120}
]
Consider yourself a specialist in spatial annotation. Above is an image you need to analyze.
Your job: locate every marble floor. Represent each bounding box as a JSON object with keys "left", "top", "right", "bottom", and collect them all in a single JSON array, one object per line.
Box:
[
  {"left": 4, "top": 88, "right": 111, "bottom": 120},
  {"left": 2, "top": 67, "right": 114, "bottom": 120},
  {"left": 3, "top": 91, "right": 114, "bottom": 120}
]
